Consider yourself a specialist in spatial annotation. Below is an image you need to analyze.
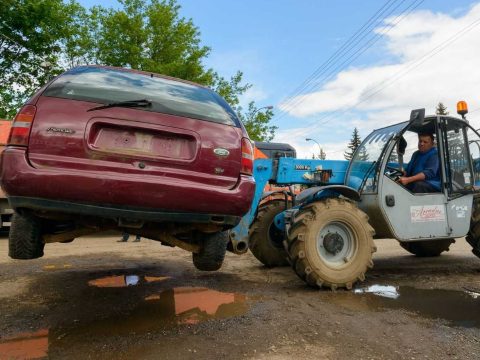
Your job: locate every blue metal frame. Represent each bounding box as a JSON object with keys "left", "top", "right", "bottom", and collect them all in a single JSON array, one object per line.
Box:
[{"left": 229, "top": 157, "right": 350, "bottom": 249}]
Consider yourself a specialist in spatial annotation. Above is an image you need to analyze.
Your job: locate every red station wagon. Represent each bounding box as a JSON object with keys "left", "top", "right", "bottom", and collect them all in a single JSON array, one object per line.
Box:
[{"left": 0, "top": 66, "right": 255, "bottom": 271}]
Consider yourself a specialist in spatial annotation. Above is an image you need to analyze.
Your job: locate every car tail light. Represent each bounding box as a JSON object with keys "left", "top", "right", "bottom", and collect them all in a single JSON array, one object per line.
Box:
[
  {"left": 241, "top": 137, "right": 254, "bottom": 176},
  {"left": 8, "top": 105, "right": 37, "bottom": 146}
]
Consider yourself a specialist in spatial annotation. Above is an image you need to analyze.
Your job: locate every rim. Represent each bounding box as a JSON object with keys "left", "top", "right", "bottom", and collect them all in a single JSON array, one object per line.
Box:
[{"left": 316, "top": 221, "right": 356, "bottom": 268}]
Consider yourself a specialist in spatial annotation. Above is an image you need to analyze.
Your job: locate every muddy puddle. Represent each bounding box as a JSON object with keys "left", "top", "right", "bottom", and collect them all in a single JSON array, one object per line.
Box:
[
  {"left": 328, "top": 285, "right": 480, "bottom": 328},
  {"left": 0, "top": 284, "right": 249, "bottom": 358}
]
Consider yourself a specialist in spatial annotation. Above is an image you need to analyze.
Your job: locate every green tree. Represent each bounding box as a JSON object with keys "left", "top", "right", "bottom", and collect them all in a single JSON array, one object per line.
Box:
[
  {"left": 312, "top": 148, "right": 327, "bottom": 160},
  {"left": 319, "top": 148, "right": 326, "bottom": 160},
  {"left": 344, "top": 127, "right": 362, "bottom": 160},
  {"left": 0, "top": 0, "right": 276, "bottom": 141},
  {"left": 73, "top": 0, "right": 275, "bottom": 140},
  {"left": 0, "top": 0, "right": 85, "bottom": 118},
  {"left": 358, "top": 146, "right": 369, "bottom": 161},
  {"left": 239, "top": 102, "right": 277, "bottom": 142},
  {"left": 435, "top": 102, "right": 449, "bottom": 115},
  {"left": 84, "top": 0, "right": 213, "bottom": 84}
]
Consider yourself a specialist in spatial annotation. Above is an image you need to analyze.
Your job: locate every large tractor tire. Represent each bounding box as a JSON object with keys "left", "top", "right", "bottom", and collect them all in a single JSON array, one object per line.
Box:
[
  {"left": 286, "top": 198, "right": 376, "bottom": 290},
  {"left": 192, "top": 231, "right": 229, "bottom": 271},
  {"left": 399, "top": 239, "right": 454, "bottom": 257},
  {"left": 9, "top": 212, "right": 45, "bottom": 260},
  {"left": 249, "top": 200, "right": 290, "bottom": 267},
  {"left": 466, "top": 196, "right": 480, "bottom": 258}
]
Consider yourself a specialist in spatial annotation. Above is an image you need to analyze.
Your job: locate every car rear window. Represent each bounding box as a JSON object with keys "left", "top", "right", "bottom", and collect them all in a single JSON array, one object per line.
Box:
[{"left": 43, "top": 66, "right": 240, "bottom": 126}]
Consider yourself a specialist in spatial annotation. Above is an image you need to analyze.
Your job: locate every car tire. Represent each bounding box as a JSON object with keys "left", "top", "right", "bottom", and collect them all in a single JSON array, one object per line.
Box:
[
  {"left": 399, "top": 239, "right": 455, "bottom": 257},
  {"left": 286, "top": 198, "right": 376, "bottom": 290},
  {"left": 9, "top": 212, "right": 45, "bottom": 259},
  {"left": 249, "top": 200, "right": 290, "bottom": 267},
  {"left": 192, "top": 231, "right": 229, "bottom": 271}
]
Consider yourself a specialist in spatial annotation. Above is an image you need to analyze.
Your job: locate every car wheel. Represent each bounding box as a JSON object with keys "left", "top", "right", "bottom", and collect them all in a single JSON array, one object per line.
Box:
[
  {"left": 9, "top": 212, "right": 45, "bottom": 259},
  {"left": 192, "top": 231, "right": 229, "bottom": 271}
]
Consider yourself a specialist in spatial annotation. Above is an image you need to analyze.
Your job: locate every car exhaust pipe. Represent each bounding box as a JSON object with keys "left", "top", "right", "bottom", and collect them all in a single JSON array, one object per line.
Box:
[{"left": 227, "top": 231, "right": 249, "bottom": 254}]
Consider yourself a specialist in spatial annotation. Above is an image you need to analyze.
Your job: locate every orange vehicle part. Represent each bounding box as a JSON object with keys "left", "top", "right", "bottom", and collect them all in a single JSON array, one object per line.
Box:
[
  {"left": 253, "top": 143, "right": 299, "bottom": 205},
  {"left": 0, "top": 120, "right": 12, "bottom": 198}
]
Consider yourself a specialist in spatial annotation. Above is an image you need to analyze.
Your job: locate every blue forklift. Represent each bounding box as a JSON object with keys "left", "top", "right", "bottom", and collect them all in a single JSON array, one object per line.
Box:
[{"left": 229, "top": 102, "right": 480, "bottom": 290}]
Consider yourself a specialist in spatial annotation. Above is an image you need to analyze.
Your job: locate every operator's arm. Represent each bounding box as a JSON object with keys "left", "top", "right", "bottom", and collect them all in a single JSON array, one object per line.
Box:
[
  {"left": 399, "top": 151, "right": 438, "bottom": 186},
  {"left": 399, "top": 172, "right": 425, "bottom": 185}
]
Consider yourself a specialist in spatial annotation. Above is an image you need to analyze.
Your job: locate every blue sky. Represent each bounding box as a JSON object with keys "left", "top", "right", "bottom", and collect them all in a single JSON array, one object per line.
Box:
[{"left": 78, "top": 0, "right": 480, "bottom": 159}]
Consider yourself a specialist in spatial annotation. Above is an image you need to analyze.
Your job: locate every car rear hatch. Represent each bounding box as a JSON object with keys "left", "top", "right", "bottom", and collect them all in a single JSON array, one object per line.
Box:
[{"left": 27, "top": 67, "right": 244, "bottom": 195}]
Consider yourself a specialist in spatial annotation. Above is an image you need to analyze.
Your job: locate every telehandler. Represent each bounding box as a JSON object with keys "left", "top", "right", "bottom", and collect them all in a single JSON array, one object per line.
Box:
[{"left": 229, "top": 101, "right": 480, "bottom": 290}]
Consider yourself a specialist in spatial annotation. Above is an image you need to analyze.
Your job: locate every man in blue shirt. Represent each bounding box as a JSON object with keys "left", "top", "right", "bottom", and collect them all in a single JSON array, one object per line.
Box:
[{"left": 399, "top": 133, "right": 441, "bottom": 193}]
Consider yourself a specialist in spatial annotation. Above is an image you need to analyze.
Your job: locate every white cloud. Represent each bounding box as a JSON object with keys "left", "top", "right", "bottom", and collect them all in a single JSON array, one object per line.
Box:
[
  {"left": 274, "top": 126, "right": 350, "bottom": 160},
  {"left": 279, "top": 3, "right": 480, "bottom": 126}
]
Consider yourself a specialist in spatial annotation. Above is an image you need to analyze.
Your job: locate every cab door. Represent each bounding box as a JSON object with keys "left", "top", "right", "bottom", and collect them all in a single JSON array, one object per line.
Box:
[
  {"left": 440, "top": 118, "right": 474, "bottom": 237},
  {"left": 378, "top": 121, "right": 452, "bottom": 241}
]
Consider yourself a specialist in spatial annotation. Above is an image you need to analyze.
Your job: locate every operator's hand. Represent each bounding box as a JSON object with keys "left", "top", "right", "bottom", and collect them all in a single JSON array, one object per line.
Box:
[{"left": 398, "top": 176, "right": 410, "bottom": 186}]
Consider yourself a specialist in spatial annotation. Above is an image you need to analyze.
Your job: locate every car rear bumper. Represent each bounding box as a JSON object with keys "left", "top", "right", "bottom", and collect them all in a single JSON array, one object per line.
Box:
[
  {"left": 7, "top": 196, "right": 241, "bottom": 227},
  {"left": 0, "top": 147, "right": 255, "bottom": 219}
]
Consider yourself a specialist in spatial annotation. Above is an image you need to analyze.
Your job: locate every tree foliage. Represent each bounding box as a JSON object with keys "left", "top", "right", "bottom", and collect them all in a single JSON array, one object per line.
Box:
[
  {"left": 344, "top": 127, "right": 362, "bottom": 160},
  {"left": 0, "top": 0, "right": 276, "bottom": 142},
  {"left": 435, "top": 102, "right": 449, "bottom": 115},
  {"left": 0, "top": 0, "right": 85, "bottom": 118},
  {"left": 319, "top": 148, "right": 326, "bottom": 160},
  {"left": 311, "top": 148, "right": 326, "bottom": 160},
  {"left": 239, "top": 102, "right": 277, "bottom": 142}
]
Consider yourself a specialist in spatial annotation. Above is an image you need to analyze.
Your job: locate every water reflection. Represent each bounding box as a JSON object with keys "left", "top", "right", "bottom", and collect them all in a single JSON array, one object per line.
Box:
[
  {"left": 0, "top": 287, "right": 248, "bottom": 356},
  {"left": 88, "top": 274, "right": 169, "bottom": 287},
  {"left": 331, "top": 285, "right": 480, "bottom": 328},
  {"left": 353, "top": 285, "right": 399, "bottom": 299},
  {"left": 0, "top": 329, "right": 49, "bottom": 359},
  {"left": 144, "top": 287, "right": 247, "bottom": 325}
]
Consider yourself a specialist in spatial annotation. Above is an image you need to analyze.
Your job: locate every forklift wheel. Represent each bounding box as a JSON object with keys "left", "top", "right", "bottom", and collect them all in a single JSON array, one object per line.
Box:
[
  {"left": 399, "top": 239, "right": 454, "bottom": 257},
  {"left": 466, "top": 197, "right": 480, "bottom": 258},
  {"left": 249, "top": 200, "right": 291, "bottom": 267},
  {"left": 286, "top": 198, "right": 376, "bottom": 290}
]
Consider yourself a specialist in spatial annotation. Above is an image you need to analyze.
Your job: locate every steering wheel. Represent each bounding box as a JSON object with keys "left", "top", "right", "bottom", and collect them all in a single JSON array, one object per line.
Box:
[{"left": 385, "top": 166, "right": 404, "bottom": 178}]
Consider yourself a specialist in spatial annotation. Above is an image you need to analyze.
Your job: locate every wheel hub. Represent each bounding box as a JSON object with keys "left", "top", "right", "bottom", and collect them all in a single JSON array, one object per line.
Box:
[{"left": 323, "top": 232, "right": 344, "bottom": 255}]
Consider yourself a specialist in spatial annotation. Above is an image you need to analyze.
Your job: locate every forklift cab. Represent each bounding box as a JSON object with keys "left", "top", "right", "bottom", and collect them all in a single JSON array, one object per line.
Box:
[{"left": 345, "top": 105, "right": 480, "bottom": 241}]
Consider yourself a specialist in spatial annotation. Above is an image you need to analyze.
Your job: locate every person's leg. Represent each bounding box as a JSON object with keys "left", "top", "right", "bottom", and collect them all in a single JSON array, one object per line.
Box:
[
  {"left": 134, "top": 235, "right": 141, "bottom": 242},
  {"left": 118, "top": 232, "right": 129, "bottom": 242},
  {"left": 408, "top": 181, "right": 437, "bottom": 193}
]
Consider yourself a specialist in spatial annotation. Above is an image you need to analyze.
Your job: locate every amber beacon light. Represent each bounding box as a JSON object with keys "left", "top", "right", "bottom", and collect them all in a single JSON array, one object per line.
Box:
[{"left": 457, "top": 101, "right": 468, "bottom": 118}]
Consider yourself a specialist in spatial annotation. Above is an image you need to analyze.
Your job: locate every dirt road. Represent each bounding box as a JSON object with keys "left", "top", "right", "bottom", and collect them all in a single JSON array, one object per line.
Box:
[{"left": 0, "top": 234, "right": 479, "bottom": 359}]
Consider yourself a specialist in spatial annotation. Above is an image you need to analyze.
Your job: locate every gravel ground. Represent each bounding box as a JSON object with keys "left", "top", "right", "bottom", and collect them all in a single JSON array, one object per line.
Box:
[{"left": 0, "top": 234, "right": 479, "bottom": 359}]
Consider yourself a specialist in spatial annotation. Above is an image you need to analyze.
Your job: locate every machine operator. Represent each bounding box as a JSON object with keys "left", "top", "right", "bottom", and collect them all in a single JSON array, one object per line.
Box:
[{"left": 398, "top": 133, "right": 441, "bottom": 193}]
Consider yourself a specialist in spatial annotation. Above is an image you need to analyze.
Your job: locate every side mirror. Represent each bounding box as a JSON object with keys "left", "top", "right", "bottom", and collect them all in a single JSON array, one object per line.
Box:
[{"left": 410, "top": 108, "right": 425, "bottom": 126}]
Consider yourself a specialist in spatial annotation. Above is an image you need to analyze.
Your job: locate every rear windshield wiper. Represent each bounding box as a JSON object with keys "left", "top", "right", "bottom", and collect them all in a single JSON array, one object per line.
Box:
[{"left": 87, "top": 99, "right": 152, "bottom": 112}]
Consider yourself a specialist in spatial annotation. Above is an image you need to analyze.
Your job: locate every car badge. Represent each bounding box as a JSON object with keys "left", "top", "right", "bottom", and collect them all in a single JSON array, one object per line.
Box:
[
  {"left": 46, "top": 127, "right": 75, "bottom": 134},
  {"left": 214, "top": 148, "right": 230, "bottom": 157}
]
